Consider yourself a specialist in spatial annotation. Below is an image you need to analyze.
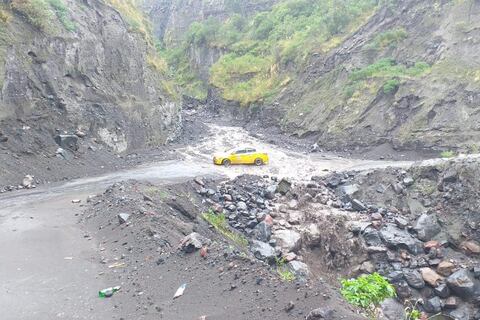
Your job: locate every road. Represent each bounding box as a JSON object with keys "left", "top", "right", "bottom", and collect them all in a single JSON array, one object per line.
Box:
[{"left": 0, "top": 124, "right": 475, "bottom": 319}]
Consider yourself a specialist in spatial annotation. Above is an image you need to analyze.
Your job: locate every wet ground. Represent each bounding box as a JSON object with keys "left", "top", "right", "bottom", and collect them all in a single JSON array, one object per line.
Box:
[{"left": 1, "top": 124, "right": 479, "bottom": 319}]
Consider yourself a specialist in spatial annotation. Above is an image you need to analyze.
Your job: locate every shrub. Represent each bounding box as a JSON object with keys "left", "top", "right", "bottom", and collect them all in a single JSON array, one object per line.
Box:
[
  {"left": 440, "top": 150, "right": 456, "bottom": 158},
  {"left": 383, "top": 78, "right": 400, "bottom": 94},
  {"left": 367, "top": 27, "right": 408, "bottom": 49},
  {"left": 10, "top": 0, "right": 54, "bottom": 31},
  {"left": 47, "top": 0, "right": 75, "bottom": 31},
  {"left": 202, "top": 210, "right": 248, "bottom": 247},
  {"left": 341, "top": 273, "right": 396, "bottom": 319}
]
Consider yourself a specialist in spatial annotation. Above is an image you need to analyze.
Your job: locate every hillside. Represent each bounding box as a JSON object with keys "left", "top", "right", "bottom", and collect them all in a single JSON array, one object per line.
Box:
[{"left": 149, "top": 0, "right": 480, "bottom": 154}]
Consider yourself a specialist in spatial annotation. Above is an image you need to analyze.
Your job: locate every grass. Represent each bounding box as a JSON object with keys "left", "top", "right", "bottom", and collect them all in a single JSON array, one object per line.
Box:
[
  {"left": 275, "top": 257, "right": 296, "bottom": 282},
  {"left": 143, "top": 186, "right": 169, "bottom": 200},
  {"left": 106, "top": 0, "right": 152, "bottom": 43},
  {"left": 9, "top": 0, "right": 74, "bottom": 32},
  {"left": 346, "top": 58, "right": 430, "bottom": 98},
  {"left": 366, "top": 27, "right": 408, "bottom": 50},
  {"left": 164, "top": 0, "right": 380, "bottom": 103},
  {"left": 202, "top": 210, "right": 248, "bottom": 248},
  {"left": 440, "top": 150, "right": 456, "bottom": 158}
]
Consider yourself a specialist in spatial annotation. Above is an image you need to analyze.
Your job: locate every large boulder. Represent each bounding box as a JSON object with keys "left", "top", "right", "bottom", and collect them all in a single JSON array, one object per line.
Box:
[
  {"left": 276, "top": 178, "right": 292, "bottom": 195},
  {"left": 287, "top": 261, "right": 309, "bottom": 279},
  {"left": 379, "top": 224, "right": 423, "bottom": 254},
  {"left": 423, "top": 296, "right": 442, "bottom": 313},
  {"left": 404, "top": 269, "right": 425, "bottom": 289},
  {"left": 446, "top": 269, "right": 476, "bottom": 299},
  {"left": 306, "top": 308, "right": 334, "bottom": 320},
  {"left": 253, "top": 221, "right": 272, "bottom": 242},
  {"left": 251, "top": 240, "right": 276, "bottom": 262},
  {"left": 54, "top": 134, "right": 79, "bottom": 151},
  {"left": 413, "top": 214, "right": 441, "bottom": 241},
  {"left": 274, "top": 229, "right": 302, "bottom": 253},
  {"left": 421, "top": 267, "right": 443, "bottom": 287},
  {"left": 379, "top": 298, "right": 406, "bottom": 320},
  {"left": 180, "top": 232, "right": 209, "bottom": 253}
]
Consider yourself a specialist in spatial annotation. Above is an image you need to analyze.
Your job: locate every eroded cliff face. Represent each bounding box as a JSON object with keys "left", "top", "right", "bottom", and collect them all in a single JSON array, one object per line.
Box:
[
  {"left": 0, "top": 0, "right": 180, "bottom": 155},
  {"left": 272, "top": 0, "right": 480, "bottom": 153}
]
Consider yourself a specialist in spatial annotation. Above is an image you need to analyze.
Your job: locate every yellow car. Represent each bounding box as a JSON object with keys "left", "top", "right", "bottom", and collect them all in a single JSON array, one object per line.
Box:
[{"left": 213, "top": 147, "right": 269, "bottom": 166}]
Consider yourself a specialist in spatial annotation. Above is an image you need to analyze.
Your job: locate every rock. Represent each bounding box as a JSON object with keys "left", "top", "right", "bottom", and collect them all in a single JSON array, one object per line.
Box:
[
  {"left": 379, "top": 224, "right": 423, "bottom": 254},
  {"left": 351, "top": 199, "right": 367, "bottom": 211},
  {"left": 22, "top": 175, "right": 34, "bottom": 188},
  {"left": 75, "top": 129, "right": 86, "bottom": 138},
  {"left": 236, "top": 201, "right": 248, "bottom": 211},
  {"left": 423, "top": 296, "right": 442, "bottom": 313},
  {"left": 287, "top": 261, "right": 309, "bottom": 279},
  {"left": 446, "top": 269, "right": 476, "bottom": 299},
  {"left": 473, "top": 266, "right": 480, "bottom": 279},
  {"left": 304, "top": 223, "right": 321, "bottom": 245},
  {"left": 288, "top": 199, "right": 298, "bottom": 210},
  {"left": 444, "top": 296, "right": 458, "bottom": 309},
  {"left": 437, "top": 261, "right": 456, "bottom": 276},
  {"left": 404, "top": 269, "right": 425, "bottom": 289},
  {"left": 251, "top": 240, "right": 276, "bottom": 262},
  {"left": 396, "top": 281, "right": 412, "bottom": 299},
  {"left": 276, "top": 178, "right": 292, "bottom": 195},
  {"left": 274, "top": 229, "right": 302, "bottom": 253},
  {"left": 56, "top": 147, "right": 72, "bottom": 160},
  {"left": 181, "top": 232, "right": 208, "bottom": 253},
  {"left": 413, "top": 214, "right": 441, "bottom": 241},
  {"left": 403, "top": 176, "right": 414, "bottom": 186},
  {"left": 264, "top": 185, "right": 277, "bottom": 199},
  {"left": 449, "top": 304, "right": 471, "bottom": 319},
  {"left": 380, "top": 298, "right": 406, "bottom": 320},
  {"left": 371, "top": 212, "right": 383, "bottom": 220},
  {"left": 360, "top": 261, "right": 375, "bottom": 274},
  {"left": 54, "top": 134, "right": 79, "bottom": 151},
  {"left": 288, "top": 211, "right": 303, "bottom": 224},
  {"left": 306, "top": 308, "right": 334, "bottom": 320},
  {"left": 0, "top": 131, "right": 7, "bottom": 142},
  {"left": 442, "top": 167, "right": 458, "bottom": 183},
  {"left": 460, "top": 240, "right": 480, "bottom": 255},
  {"left": 285, "top": 301, "right": 295, "bottom": 312},
  {"left": 421, "top": 267, "right": 443, "bottom": 287},
  {"left": 338, "top": 184, "right": 359, "bottom": 200},
  {"left": 193, "top": 177, "right": 205, "bottom": 186},
  {"left": 118, "top": 213, "right": 130, "bottom": 224},
  {"left": 433, "top": 282, "right": 450, "bottom": 298},
  {"left": 253, "top": 221, "right": 272, "bottom": 242}
]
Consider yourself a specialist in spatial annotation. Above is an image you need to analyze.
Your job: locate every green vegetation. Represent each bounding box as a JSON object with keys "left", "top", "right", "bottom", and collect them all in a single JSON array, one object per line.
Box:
[
  {"left": 164, "top": 0, "right": 380, "bottom": 104},
  {"left": 275, "top": 257, "right": 296, "bottom": 281},
  {"left": 202, "top": 210, "right": 249, "bottom": 248},
  {"left": 366, "top": 27, "right": 408, "bottom": 50},
  {"left": 9, "top": 0, "right": 74, "bottom": 32},
  {"left": 47, "top": 0, "right": 75, "bottom": 32},
  {"left": 341, "top": 273, "right": 396, "bottom": 319},
  {"left": 106, "top": 0, "right": 152, "bottom": 42},
  {"left": 346, "top": 58, "right": 431, "bottom": 97},
  {"left": 440, "top": 150, "right": 456, "bottom": 158}
]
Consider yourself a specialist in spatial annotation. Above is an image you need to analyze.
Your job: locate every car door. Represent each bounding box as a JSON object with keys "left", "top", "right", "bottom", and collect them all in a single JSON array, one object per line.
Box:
[
  {"left": 231, "top": 149, "right": 246, "bottom": 164},
  {"left": 245, "top": 148, "right": 256, "bottom": 164}
]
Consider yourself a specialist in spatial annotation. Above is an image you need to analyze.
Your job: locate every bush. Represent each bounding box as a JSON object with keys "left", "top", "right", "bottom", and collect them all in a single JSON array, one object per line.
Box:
[
  {"left": 383, "top": 78, "right": 400, "bottom": 94},
  {"left": 47, "top": 0, "right": 75, "bottom": 31},
  {"left": 367, "top": 27, "right": 408, "bottom": 49},
  {"left": 10, "top": 0, "right": 54, "bottom": 31},
  {"left": 341, "top": 273, "right": 396, "bottom": 319},
  {"left": 440, "top": 150, "right": 456, "bottom": 158}
]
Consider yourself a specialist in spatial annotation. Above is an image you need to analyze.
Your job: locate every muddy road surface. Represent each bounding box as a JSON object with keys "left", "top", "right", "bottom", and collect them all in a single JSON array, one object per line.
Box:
[{"left": 1, "top": 124, "right": 476, "bottom": 319}]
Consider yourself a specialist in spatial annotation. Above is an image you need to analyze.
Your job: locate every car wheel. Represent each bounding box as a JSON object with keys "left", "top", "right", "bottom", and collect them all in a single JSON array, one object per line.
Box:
[
  {"left": 254, "top": 158, "right": 263, "bottom": 166},
  {"left": 222, "top": 159, "right": 231, "bottom": 167}
]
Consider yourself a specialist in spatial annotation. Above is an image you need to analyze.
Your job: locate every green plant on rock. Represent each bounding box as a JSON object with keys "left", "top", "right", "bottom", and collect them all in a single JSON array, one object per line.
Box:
[
  {"left": 202, "top": 210, "right": 248, "bottom": 248},
  {"left": 383, "top": 78, "right": 400, "bottom": 94},
  {"left": 341, "top": 272, "right": 396, "bottom": 319},
  {"left": 440, "top": 150, "right": 456, "bottom": 158},
  {"left": 275, "top": 256, "right": 296, "bottom": 282}
]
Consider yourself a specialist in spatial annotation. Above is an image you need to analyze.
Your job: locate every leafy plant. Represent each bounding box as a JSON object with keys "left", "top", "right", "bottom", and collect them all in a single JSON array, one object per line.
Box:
[
  {"left": 440, "top": 150, "right": 456, "bottom": 158},
  {"left": 274, "top": 256, "right": 296, "bottom": 281},
  {"left": 366, "top": 27, "right": 408, "bottom": 50},
  {"left": 202, "top": 210, "right": 248, "bottom": 248},
  {"left": 383, "top": 78, "right": 400, "bottom": 94},
  {"left": 47, "top": 0, "right": 75, "bottom": 31},
  {"left": 341, "top": 273, "right": 396, "bottom": 319}
]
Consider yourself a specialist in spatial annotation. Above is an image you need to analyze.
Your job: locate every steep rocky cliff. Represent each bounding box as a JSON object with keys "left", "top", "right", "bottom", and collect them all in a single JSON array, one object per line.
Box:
[
  {"left": 148, "top": 0, "right": 480, "bottom": 154},
  {"left": 0, "top": 0, "right": 180, "bottom": 156}
]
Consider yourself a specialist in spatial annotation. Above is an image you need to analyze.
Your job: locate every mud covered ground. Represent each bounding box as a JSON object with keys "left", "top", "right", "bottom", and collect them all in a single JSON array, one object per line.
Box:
[{"left": 80, "top": 180, "right": 363, "bottom": 320}]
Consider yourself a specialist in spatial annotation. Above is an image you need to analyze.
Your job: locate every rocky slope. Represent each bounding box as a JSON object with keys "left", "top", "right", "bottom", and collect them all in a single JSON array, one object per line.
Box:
[
  {"left": 149, "top": 0, "right": 480, "bottom": 154},
  {"left": 0, "top": 0, "right": 180, "bottom": 185}
]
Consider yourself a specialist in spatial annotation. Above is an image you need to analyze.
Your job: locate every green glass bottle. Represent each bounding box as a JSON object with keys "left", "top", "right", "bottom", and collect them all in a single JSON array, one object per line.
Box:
[{"left": 98, "top": 286, "right": 121, "bottom": 298}]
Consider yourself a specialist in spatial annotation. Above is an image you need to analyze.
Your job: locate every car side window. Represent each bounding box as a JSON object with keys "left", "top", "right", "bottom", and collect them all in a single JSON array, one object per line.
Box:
[
  {"left": 233, "top": 149, "right": 246, "bottom": 154},
  {"left": 246, "top": 148, "right": 256, "bottom": 153}
]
